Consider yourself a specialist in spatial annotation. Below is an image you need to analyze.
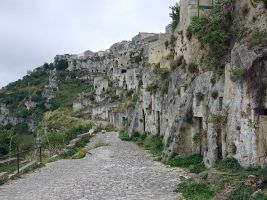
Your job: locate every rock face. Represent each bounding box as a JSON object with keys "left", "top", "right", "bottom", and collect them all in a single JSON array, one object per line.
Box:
[
  {"left": 0, "top": 0, "right": 266, "bottom": 168},
  {"left": 45, "top": 0, "right": 267, "bottom": 168}
]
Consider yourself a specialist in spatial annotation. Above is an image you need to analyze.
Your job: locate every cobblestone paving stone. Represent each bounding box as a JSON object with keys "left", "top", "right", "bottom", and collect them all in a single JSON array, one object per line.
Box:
[{"left": 0, "top": 132, "right": 187, "bottom": 200}]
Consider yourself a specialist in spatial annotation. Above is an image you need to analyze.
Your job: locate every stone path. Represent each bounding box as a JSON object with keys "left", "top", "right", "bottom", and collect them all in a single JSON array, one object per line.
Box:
[{"left": 0, "top": 132, "right": 187, "bottom": 200}]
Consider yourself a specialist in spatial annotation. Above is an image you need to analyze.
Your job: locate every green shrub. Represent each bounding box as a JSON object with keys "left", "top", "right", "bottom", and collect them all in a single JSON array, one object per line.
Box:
[
  {"left": 142, "top": 134, "right": 163, "bottom": 156},
  {"left": 189, "top": 163, "right": 206, "bottom": 174},
  {"left": 41, "top": 132, "right": 65, "bottom": 149},
  {"left": 188, "top": 63, "right": 199, "bottom": 73},
  {"left": 59, "top": 148, "right": 76, "bottom": 159},
  {"left": 119, "top": 131, "right": 131, "bottom": 141},
  {"left": 73, "top": 149, "right": 87, "bottom": 159},
  {"left": 13, "top": 123, "right": 30, "bottom": 135},
  {"left": 105, "top": 124, "right": 115, "bottom": 132},
  {"left": 130, "top": 132, "right": 147, "bottom": 142},
  {"left": 217, "top": 157, "right": 242, "bottom": 172},
  {"left": 188, "top": 7, "right": 231, "bottom": 53},
  {"left": 251, "top": 193, "right": 267, "bottom": 200},
  {"left": 252, "top": 166, "right": 267, "bottom": 182},
  {"left": 154, "top": 66, "right": 170, "bottom": 80},
  {"left": 164, "top": 41, "right": 169, "bottom": 49},
  {"left": 208, "top": 112, "right": 226, "bottom": 130},
  {"left": 170, "top": 56, "right": 184, "bottom": 71},
  {"left": 0, "top": 128, "right": 13, "bottom": 155},
  {"left": 55, "top": 59, "right": 68, "bottom": 70},
  {"left": 16, "top": 134, "right": 35, "bottom": 152},
  {"left": 176, "top": 180, "right": 215, "bottom": 200},
  {"left": 247, "top": 30, "right": 267, "bottom": 47},
  {"left": 169, "top": 3, "right": 180, "bottom": 31},
  {"left": 200, "top": 55, "right": 217, "bottom": 70},
  {"left": 75, "top": 135, "right": 91, "bottom": 148},
  {"left": 211, "top": 91, "right": 218, "bottom": 99},
  {"left": 146, "top": 83, "right": 159, "bottom": 94},
  {"left": 110, "top": 94, "right": 120, "bottom": 103},
  {"left": 230, "top": 67, "right": 246, "bottom": 82},
  {"left": 129, "top": 48, "right": 144, "bottom": 64},
  {"left": 187, "top": 0, "right": 235, "bottom": 70},
  {"left": 64, "top": 124, "right": 92, "bottom": 142}
]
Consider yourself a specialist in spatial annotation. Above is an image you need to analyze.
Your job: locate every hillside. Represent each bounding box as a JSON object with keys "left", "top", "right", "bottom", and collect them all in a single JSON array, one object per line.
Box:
[{"left": 0, "top": 0, "right": 267, "bottom": 188}]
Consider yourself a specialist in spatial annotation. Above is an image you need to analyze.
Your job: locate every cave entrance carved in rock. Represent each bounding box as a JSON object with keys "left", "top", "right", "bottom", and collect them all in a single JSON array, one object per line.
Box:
[
  {"left": 142, "top": 109, "right": 146, "bottom": 132},
  {"left": 157, "top": 111, "right": 160, "bottom": 135},
  {"left": 193, "top": 117, "right": 203, "bottom": 155}
]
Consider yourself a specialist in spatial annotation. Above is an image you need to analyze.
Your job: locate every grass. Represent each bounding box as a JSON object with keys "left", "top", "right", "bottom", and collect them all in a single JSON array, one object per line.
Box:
[
  {"left": 138, "top": 134, "right": 163, "bottom": 157},
  {"left": 228, "top": 184, "right": 254, "bottom": 200},
  {"left": 176, "top": 180, "right": 215, "bottom": 200},
  {"left": 166, "top": 154, "right": 206, "bottom": 174}
]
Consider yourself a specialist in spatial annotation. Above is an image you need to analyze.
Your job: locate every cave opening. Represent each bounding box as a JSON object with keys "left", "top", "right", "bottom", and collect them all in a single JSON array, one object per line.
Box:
[
  {"left": 157, "top": 111, "right": 160, "bottom": 135},
  {"left": 142, "top": 109, "right": 146, "bottom": 132},
  {"left": 217, "top": 129, "right": 223, "bottom": 160}
]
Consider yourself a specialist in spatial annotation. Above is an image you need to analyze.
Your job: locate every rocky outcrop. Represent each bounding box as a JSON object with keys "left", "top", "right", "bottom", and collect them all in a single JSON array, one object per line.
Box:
[{"left": 64, "top": 0, "right": 266, "bottom": 168}]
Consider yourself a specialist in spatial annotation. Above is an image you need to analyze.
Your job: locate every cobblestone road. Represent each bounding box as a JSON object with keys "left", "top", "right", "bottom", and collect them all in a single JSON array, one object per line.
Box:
[{"left": 0, "top": 132, "right": 186, "bottom": 200}]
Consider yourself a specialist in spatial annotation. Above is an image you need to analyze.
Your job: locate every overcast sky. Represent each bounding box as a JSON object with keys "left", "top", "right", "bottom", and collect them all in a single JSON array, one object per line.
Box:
[{"left": 0, "top": 0, "right": 178, "bottom": 87}]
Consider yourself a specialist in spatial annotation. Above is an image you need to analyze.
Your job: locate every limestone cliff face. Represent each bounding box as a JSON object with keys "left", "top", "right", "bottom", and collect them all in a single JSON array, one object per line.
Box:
[
  {"left": 0, "top": 0, "right": 266, "bottom": 167},
  {"left": 66, "top": 0, "right": 267, "bottom": 168}
]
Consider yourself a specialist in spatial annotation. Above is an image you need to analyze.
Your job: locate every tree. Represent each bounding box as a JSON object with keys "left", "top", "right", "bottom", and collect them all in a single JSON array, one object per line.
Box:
[
  {"left": 55, "top": 59, "right": 68, "bottom": 70},
  {"left": 169, "top": 3, "right": 180, "bottom": 32},
  {"left": 0, "top": 128, "right": 14, "bottom": 156}
]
